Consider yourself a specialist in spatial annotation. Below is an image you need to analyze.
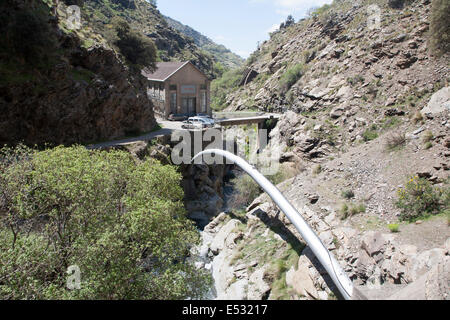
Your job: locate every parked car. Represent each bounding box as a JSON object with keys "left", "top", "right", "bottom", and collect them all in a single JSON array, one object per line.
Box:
[
  {"left": 168, "top": 113, "right": 188, "bottom": 121},
  {"left": 181, "top": 120, "right": 203, "bottom": 130},
  {"left": 188, "top": 117, "right": 214, "bottom": 128},
  {"left": 195, "top": 114, "right": 215, "bottom": 126}
]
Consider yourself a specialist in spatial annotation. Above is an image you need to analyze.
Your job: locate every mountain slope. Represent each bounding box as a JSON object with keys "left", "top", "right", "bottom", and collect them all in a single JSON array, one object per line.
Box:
[
  {"left": 80, "top": 0, "right": 218, "bottom": 78},
  {"left": 164, "top": 15, "right": 244, "bottom": 69},
  {"left": 0, "top": 0, "right": 156, "bottom": 146}
]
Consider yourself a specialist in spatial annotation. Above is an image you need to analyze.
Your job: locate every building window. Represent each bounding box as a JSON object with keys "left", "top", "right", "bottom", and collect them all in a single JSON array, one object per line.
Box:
[
  {"left": 169, "top": 84, "right": 177, "bottom": 91},
  {"left": 200, "top": 91, "right": 207, "bottom": 113},
  {"left": 200, "top": 84, "right": 207, "bottom": 90},
  {"left": 170, "top": 92, "right": 177, "bottom": 112}
]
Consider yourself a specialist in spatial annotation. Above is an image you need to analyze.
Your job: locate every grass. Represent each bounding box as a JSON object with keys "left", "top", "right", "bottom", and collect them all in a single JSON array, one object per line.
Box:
[
  {"left": 279, "top": 63, "right": 306, "bottom": 93},
  {"left": 362, "top": 125, "right": 379, "bottom": 142},
  {"left": 70, "top": 68, "right": 95, "bottom": 84},
  {"left": 340, "top": 202, "right": 366, "bottom": 220}
]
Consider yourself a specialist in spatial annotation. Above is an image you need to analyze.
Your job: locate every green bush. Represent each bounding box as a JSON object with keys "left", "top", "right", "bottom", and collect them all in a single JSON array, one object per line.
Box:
[
  {"left": 341, "top": 189, "right": 355, "bottom": 199},
  {"left": 0, "top": 146, "right": 211, "bottom": 299},
  {"left": 362, "top": 125, "right": 379, "bottom": 142},
  {"left": 211, "top": 68, "right": 243, "bottom": 111},
  {"left": 112, "top": 17, "right": 157, "bottom": 70},
  {"left": 0, "top": 2, "right": 58, "bottom": 70},
  {"left": 230, "top": 174, "right": 262, "bottom": 209},
  {"left": 388, "top": 224, "right": 400, "bottom": 233},
  {"left": 279, "top": 63, "right": 305, "bottom": 92},
  {"left": 430, "top": 0, "right": 450, "bottom": 56},
  {"left": 396, "top": 176, "right": 443, "bottom": 222},
  {"left": 340, "top": 202, "right": 365, "bottom": 220}
]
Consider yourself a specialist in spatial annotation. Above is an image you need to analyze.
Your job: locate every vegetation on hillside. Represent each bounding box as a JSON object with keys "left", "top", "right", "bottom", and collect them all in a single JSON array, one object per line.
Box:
[
  {"left": 429, "top": 0, "right": 450, "bottom": 56},
  {"left": 0, "top": 1, "right": 60, "bottom": 85},
  {"left": 0, "top": 146, "right": 211, "bottom": 299},
  {"left": 111, "top": 16, "right": 157, "bottom": 71},
  {"left": 164, "top": 15, "right": 244, "bottom": 70},
  {"left": 79, "top": 0, "right": 216, "bottom": 78},
  {"left": 211, "top": 68, "right": 243, "bottom": 111}
]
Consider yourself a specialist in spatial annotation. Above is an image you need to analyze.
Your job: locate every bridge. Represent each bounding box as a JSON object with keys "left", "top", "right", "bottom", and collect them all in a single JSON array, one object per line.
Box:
[{"left": 215, "top": 114, "right": 281, "bottom": 127}]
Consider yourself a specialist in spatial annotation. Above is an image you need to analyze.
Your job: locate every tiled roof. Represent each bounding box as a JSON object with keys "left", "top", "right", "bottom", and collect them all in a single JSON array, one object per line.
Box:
[{"left": 141, "top": 61, "right": 189, "bottom": 81}]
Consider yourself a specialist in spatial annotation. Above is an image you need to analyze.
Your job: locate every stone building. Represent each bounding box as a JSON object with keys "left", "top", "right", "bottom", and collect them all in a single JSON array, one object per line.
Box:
[{"left": 141, "top": 61, "right": 211, "bottom": 119}]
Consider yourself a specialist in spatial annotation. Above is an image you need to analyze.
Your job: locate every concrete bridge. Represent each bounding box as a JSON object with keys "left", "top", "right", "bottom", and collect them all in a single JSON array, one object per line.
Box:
[
  {"left": 215, "top": 113, "right": 281, "bottom": 152},
  {"left": 215, "top": 114, "right": 281, "bottom": 127}
]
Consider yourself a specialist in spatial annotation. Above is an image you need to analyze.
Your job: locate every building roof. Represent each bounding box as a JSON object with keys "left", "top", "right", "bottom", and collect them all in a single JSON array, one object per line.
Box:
[{"left": 141, "top": 61, "right": 191, "bottom": 82}]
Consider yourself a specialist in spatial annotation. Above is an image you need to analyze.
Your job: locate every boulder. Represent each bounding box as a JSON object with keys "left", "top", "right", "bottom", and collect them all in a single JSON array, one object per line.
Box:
[
  {"left": 361, "top": 231, "right": 389, "bottom": 257},
  {"left": 330, "top": 106, "right": 345, "bottom": 119},
  {"left": 422, "top": 87, "right": 450, "bottom": 115},
  {"left": 210, "top": 219, "right": 242, "bottom": 255},
  {"left": 286, "top": 256, "right": 319, "bottom": 299},
  {"left": 247, "top": 268, "right": 271, "bottom": 300},
  {"left": 388, "top": 256, "right": 449, "bottom": 300}
]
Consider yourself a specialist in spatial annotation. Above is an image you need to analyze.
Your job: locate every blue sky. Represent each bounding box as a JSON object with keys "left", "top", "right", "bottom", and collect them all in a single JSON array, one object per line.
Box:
[{"left": 157, "top": 0, "right": 333, "bottom": 59}]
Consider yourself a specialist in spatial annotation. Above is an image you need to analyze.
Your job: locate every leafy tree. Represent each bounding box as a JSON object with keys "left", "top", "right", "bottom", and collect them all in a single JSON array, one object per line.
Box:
[
  {"left": 0, "top": 146, "right": 211, "bottom": 299},
  {"left": 111, "top": 17, "right": 157, "bottom": 71},
  {"left": 430, "top": 0, "right": 450, "bottom": 56}
]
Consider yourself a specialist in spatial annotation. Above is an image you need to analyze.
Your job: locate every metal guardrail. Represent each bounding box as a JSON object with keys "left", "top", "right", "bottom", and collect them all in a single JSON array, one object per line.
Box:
[{"left": 193, "top": 149, "right": 366, "bottom": 300}]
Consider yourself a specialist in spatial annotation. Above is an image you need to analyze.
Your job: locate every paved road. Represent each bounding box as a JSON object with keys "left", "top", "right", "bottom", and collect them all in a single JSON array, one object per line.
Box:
[
  {"left": 87, "top": 112, "right": 281, "bottom": 150},
  {"left": 86, "top": 120, "right": 182, "bottom": 149}
]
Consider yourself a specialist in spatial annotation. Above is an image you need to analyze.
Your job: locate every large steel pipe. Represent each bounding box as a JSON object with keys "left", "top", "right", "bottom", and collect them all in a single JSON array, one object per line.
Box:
[{"left": 193, "top": 149, "right": 364, "bottom": 300}]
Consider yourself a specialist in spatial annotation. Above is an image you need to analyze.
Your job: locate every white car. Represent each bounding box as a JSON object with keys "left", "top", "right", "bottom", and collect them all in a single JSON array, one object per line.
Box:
[{"left": 187, "top": 117, "right": 214, "bottom": 128}]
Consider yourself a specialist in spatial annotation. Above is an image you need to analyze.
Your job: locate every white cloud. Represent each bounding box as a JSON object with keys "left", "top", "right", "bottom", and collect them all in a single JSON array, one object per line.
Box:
[
  {"left": 276, "top": 0, "right": 333, "bottom": 14},
  {"left": 236, "top": 50, "right": 251, "bottom": 59},
  {"left": 267, "top": 23, "right": 280, "bottom": 33},
  {"left": 251, "top": 0, "right": 333, "bottom": 16},
  {"left": 213, "top": 35, "right": 228, "bottom": 43}
]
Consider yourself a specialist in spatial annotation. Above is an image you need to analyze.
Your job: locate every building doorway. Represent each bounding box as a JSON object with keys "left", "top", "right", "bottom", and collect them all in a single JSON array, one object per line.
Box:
[{"left": 182, "top": 97, "right": 196, "bottom": 114}]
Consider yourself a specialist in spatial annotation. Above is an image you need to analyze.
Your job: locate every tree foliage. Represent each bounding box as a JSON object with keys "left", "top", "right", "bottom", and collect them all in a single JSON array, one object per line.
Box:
[
  {"left": 429, "top": 0, "right": 450, "bottom": 56},
  {"left": 0, "top": 146, "right": 211, "bottom": 299},
  {"left": 111, "top": 17, "right": 157, "bottom": 71}
]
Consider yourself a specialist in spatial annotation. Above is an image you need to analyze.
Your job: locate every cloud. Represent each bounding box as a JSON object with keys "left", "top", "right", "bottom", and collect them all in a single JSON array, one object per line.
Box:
[
  {"left": 251, "top": 0, "right": 333, "bottom": 16},
  {"left": 266, "top": 23, "right": 280, "bottom": 34},
  {"left": 213, "top": 35, "right": 228, "bottom": 43}
]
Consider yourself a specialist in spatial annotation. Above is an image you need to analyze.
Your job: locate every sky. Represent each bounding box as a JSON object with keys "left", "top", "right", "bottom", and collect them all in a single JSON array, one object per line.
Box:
[{"left": 157, "top": 0, "right": 333, "bottom": 59}]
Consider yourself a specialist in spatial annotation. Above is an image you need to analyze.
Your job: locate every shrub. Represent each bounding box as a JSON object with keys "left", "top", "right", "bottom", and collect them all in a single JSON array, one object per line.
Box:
[
  {"left": 211, "top": 68, "right": 243, "bottom": 111},
  {"left": 340, "top": 202, "right": 365, "bottom": 220},
  {"left": 0, "top": 146, "right": 211, "bottom": 299},
  {"left": 230, "top": 174, "right": 262, "bottom": 209},
  {"left": 388, "top": 224, "right": 400, "bottom": 233},
  {"left": 412, "top": 111, "right": 424, "bottom": 124},
  {"left": 422, "top": 131, "right": 434, "bottom": 143},
  {"left": 347, "top": 75, "right": 365, "bottom": 87},
  {"left": 341, "top": 189, "right": 355, "bottom": 199},
  {"left": 312, "top": 164, "right": 322, "bottom": 175},
  {"left": 112, "top": 17, "right": 157, "bottom": 70},
  {"left": 429, "top": 0, "right": 450, "bottom": 56},
  {"left": 396, "top": 176, "right": 442, "bottom": 221},
  {"left": 385, "top": 132, "right": 406, "bottom": 150},
  {"left": 362, "top": 125, "right": 379, "bottom": 142},
  {"left": 279, "top": 63, "right": 305, "bottom": 92}
]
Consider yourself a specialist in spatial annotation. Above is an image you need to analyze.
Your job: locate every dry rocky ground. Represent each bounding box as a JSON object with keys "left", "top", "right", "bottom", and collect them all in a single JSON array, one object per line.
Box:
[{"left": 197, "top": 0, "right": 449, "bottom": 300}]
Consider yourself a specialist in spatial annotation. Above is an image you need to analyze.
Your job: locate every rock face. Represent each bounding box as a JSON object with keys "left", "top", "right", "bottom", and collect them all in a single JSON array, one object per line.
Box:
[
  {"left": 202, "top": 188, "right": 450, "bottom": 300},
  {"left": 0, "top": 2, "right": 157, "bottom": 146},
  {"left": 422, "top": 87, "right": 450, "bottom": 115}
]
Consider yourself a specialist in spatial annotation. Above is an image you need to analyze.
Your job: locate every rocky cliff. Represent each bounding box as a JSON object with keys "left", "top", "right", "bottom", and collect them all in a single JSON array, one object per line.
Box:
[
  {"left": 80, "top": 0, "right": 219, "bottom": 78},
  {"left": 0, "top": 0, "right": 157, "bottom": 146},
  {"left": 164, "top": 15, "right": 245, "bottom": 70},
  {"left": 203, "top": 0, "right": 449, "bottom": 300}
]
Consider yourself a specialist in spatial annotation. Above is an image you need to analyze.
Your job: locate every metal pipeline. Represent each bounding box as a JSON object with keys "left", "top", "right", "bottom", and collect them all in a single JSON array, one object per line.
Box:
[{"left": 192, "top": 149, "right": 364, "bottom": 300}]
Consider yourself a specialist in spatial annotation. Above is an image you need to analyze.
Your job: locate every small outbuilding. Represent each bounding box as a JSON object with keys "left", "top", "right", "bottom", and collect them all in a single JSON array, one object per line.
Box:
[{"left": 142, "top": 61, "right": 211, "bottom": 119}]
